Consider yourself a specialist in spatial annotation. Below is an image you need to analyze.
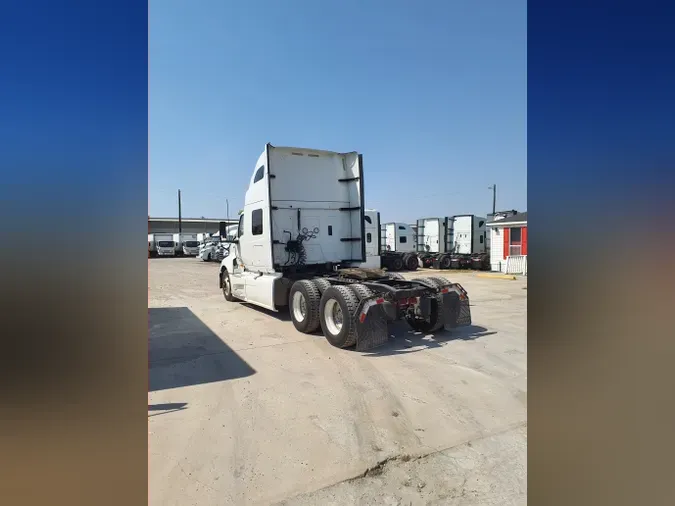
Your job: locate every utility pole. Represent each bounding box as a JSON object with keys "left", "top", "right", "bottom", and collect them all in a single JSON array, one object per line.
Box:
[
  {"left": 178, "top": 189, "right": 182, "bottom": 234},
  {"left": 488, "top": 185, "right": 496, "bottom": 215}
]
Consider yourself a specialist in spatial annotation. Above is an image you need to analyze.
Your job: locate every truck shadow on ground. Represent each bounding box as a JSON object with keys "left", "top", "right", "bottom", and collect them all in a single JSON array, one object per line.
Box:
[
  {"left": 148, "top": 402, "right": 188, "bottom": 417},
  {"left": 361, "top": 323, "right": 496, "bottom": 357},
  {"left": 149, "top": 307, "right": 256, "bottom": 392}
]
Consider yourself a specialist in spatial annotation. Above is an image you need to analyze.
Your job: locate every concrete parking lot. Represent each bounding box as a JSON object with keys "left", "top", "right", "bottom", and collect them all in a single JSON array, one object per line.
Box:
[{"left": 149, "top": 258, "right": 527, "bottom": 505}]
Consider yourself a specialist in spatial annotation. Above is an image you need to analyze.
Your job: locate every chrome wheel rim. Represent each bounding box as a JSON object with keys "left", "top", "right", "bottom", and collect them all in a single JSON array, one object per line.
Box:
[
  {"left": 224, "top": 276, "right": 231, "bottom": 295},
  {"left": 324, "top": 299, "right": 343, "bottom": 335},
  {"left": 292, "top": 291, "right": 307, "bottom": 322}
]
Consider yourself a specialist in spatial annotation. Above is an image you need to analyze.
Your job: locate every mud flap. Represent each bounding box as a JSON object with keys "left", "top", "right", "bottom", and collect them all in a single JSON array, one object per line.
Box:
[
  {"left": 355, "top": 302, "right": 389, "bottom": 351},
  {"left": 441, "top": 292, "right": 472, "bottom": 329}
]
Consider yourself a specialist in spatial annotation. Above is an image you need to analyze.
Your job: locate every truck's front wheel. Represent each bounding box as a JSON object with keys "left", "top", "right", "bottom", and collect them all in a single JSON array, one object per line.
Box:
[
  {"left": 289, "top": 280, "right": 321, "bottom": 333},
  {"left": 221, "top": 270, "right": 238, "bottom": 302},
  {"left": 319, "top": 286, "right": 360, "bottom": 348}
]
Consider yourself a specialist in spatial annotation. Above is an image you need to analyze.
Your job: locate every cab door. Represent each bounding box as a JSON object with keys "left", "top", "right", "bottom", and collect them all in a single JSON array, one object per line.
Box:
[{"left": 230, "top": 214, "right": 247, "bottom": 299}]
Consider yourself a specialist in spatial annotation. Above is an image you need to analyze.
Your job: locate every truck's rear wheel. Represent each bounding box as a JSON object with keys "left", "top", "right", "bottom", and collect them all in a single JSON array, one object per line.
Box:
[
  {"left": 405, "top": 254, "right": 418, "bottom": 271},
  {"left": 439, "top": 255, "right": 452, "bottom": 269},
  {"left": 428, "top": 276, "right": 451, "bottom": 287},
  {"left": 221, "top": 270, "right": 238, "bottom": 302},
  {"left": 289, "top": 280, "right": 321, "bottom": 333},
  {"left": 350, "top": 283, "right": 374, "bottom": 301},
  {"left": 319, "top": 286, "right": 360, "bottom": 348},
  {"left": 406, "top": 277, "right": 445, "bottom": 333},
  {"left": 392, "top": 256, "right": 404, "bottom": 271},
  {"left": 313, "top": 277, "right": 332, "bottom": 295}
]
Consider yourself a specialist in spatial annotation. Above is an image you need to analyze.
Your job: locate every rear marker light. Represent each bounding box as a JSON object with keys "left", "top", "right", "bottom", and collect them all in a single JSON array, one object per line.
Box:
[
  {"left": 359, "top": 313, "right": 366, "bottom": 323},
  {"left": 376, "top": 298, "right": 385, "bottom": 304},
  {"left": 441, "top": 288, "right": 449, "bottom": 293}
]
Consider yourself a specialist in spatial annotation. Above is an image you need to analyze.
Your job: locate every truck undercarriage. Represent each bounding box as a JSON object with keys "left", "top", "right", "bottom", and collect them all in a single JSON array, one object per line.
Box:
[
  {"left": 417, "top": 252, "right": 490, "bottom": 271},
  {"left": 220, "top": 266, "right": 471, "bottom": 351}
]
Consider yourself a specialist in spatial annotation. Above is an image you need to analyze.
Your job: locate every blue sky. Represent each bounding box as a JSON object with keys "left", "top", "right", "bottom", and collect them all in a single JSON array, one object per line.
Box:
[{"left": 149, "top": 0, "right": 526, "bottom": 222}]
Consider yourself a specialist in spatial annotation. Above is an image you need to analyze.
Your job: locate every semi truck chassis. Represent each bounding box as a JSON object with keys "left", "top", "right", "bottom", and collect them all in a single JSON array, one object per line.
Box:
[{"left": 220, "top": 268, "right": 471, "bottom": 351}]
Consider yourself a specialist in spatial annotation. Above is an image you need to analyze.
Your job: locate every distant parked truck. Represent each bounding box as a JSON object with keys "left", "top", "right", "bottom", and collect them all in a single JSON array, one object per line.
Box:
[
  {"left": 198, "top": 234, "right": 220, "bottom": 261},
  {"left": 416, "top": 215, "right": 489, "bottom": 270},
  {"left": 174, "top": 233, "right": 200, "bottom": 256},
  {"left": 416, "top": 217, "right": 455, "bottom": 269},
  {"left": 362, "top": 212, "right": 418, "bottom": 271},
  {"left": 152, "top": 233, "right": 176, "bottom": 257},
  {"left": 198, "top": 226, "right": 237, "bottom": 261},
  {"left": 381, "top": 221, "right": 419, "bottom": 271}
]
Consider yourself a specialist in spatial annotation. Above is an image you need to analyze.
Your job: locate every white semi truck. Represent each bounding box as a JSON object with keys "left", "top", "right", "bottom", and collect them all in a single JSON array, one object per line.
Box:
[
  {"left": 198, "top": 226, "right": 237, "bottom": 261},
  {"left": 198, "top": 234, "right": 221, "bottom": 261},
  {"left": 218, "top": 144, "right": 471, "bottom": 351},
  {"left": 416, "top": 215, "right": 489, "bottom": 270},
  {"left": 152, "top": 233, "right": 176, "bottom": 257},
  {"left": 362, "top": 213, "right": 419, "bottom": 271},
  {"left": 382, "top": 222, "right": 419, "bottom": 271}
]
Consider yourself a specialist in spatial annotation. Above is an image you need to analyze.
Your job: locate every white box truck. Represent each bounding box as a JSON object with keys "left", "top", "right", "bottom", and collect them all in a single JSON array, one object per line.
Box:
[
  {"left": 154, "top": 233, "right": 176, "bottom": 257},
  {"left": 175, "top": 233, "right": 200, "bottom": 256},
  {"left": 218, "top": 144, "right": 471, "bottom": 351}
]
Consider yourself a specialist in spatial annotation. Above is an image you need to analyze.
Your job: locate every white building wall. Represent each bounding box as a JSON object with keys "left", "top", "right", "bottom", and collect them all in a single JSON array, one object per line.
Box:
[{"left": 489, "top": 226, "right": 506, "bottom": 272}]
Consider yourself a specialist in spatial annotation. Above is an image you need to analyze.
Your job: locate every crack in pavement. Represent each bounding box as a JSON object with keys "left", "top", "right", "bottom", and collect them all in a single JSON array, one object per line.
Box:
[{"left": 274, "top": 420, "right": 527, "bottom": 505}]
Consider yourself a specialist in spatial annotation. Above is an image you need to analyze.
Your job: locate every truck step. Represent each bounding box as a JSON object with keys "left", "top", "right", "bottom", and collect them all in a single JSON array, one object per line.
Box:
[
  {"left": 339, "top": 206, "right": 361, "bottom": 211},
  {"left": 340, "top": 237, "right": 362, "bottom": 242},
  {"left": 338, "top": 177, "right": 360, "bottom": 182}
]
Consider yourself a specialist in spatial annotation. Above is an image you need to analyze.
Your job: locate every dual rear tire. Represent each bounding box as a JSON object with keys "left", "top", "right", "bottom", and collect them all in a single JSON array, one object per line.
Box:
[
  {"left": 405, "top": 277, "right": 446, "bottom": 333},
  {"left": 402, "top": 253, "right": 419, "bottom": 271},
  {"left": 289, "top": 280, "right": 374, "bottom": 348}
]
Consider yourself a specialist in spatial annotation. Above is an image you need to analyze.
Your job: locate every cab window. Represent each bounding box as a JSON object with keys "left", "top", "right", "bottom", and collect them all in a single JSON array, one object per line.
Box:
[
  {"left": 237, "top": 214, "right": 244, "bottom": 237},
  {"left": 253, "top": 166, "right": 265, "bottom": 184}
]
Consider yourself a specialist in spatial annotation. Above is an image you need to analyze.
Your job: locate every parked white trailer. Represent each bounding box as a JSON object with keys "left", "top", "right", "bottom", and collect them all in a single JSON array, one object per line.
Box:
[{"left": 218, "top": 144, "right": 471, "bottom": 351}]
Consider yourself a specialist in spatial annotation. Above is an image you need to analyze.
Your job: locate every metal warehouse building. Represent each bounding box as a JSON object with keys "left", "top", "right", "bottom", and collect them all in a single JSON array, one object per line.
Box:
[
  {"left": 148, "top": 217, "right": 238, "bottom": 235},
  {"left": 487, "top": 212, "right": 528, "bottom": 275}
]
